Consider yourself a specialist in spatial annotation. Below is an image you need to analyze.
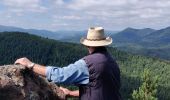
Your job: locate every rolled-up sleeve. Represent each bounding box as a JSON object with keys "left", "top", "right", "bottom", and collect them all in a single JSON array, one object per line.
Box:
[{"left": 45, "top": 59, "right": 89, "bottom": 85}]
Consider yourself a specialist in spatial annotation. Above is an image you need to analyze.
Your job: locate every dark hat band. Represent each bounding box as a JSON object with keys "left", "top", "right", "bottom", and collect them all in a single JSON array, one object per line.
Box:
[{"left": 86, "top": 38, "right": 106, "bottom": 41}]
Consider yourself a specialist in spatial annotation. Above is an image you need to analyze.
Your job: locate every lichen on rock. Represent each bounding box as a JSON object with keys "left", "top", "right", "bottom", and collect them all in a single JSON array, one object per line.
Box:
[{"left": 0, "top": 65, "right": 66, "bottom": 100}]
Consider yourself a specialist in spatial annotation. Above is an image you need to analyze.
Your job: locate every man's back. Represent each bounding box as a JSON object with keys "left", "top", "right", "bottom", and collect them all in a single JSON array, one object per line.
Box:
[{"left": 80, "top": 48, "right": 121, "bottom": 100}]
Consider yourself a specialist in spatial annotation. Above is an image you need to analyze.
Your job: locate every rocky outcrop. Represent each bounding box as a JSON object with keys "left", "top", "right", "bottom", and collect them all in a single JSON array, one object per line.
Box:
[{"left": 0, "top": 65, "right": 66, "bottom": 100}]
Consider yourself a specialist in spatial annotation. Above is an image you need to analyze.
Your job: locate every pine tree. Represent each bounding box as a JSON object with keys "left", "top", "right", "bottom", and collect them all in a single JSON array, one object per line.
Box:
[{"left": 132, "top": 69, "right": 159, "bottom": 100}]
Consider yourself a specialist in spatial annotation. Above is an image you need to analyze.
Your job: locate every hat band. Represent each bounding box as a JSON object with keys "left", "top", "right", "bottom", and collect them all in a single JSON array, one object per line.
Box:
[{"left": 86, "top": 38, "right": 106, "bottom": 41}]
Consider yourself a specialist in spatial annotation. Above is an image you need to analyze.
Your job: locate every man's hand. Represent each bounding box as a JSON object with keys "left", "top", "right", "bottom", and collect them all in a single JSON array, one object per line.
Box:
[
  {"left": 15, "top": 57, "right": 34, "bottom": 69},
  {"left": 60, "top": 87, "right": 71, "bottom": 96},
  {"left": 60, "top": 87, "right": 79, "bottom": 97},
  {"left": 15, "top": 57, "right": 46, "bottom": 76}
]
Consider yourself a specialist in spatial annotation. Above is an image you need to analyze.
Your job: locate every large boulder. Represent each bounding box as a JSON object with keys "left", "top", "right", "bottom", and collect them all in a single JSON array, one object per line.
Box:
[{"left": 0, "top": 65, "right": 66, "bottom": 100}]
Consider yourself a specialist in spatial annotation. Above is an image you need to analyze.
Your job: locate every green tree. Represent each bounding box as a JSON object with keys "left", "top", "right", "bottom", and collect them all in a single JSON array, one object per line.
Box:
[{"left": 132, "top": 69, "right": 159, "bottom": 100}]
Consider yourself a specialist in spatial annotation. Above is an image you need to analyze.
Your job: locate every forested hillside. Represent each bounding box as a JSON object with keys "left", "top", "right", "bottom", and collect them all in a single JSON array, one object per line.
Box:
[
  {"left": 111, "top": 27, "right": 170, "bottom": 60},
  {"left": 0, "top": 32, "right": 170, "bottom": 100},
  {"left": 1, "top": 25, "right": 169, "bottom": 60}
]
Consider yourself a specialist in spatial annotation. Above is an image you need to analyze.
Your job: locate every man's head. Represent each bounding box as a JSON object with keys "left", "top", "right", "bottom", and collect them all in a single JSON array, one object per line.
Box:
[
  {"left": 80, "top": 27, "right": 112, "bottom": 47},
  {"left": 80, "top": 27, "right": 112, "bottom": 54}
]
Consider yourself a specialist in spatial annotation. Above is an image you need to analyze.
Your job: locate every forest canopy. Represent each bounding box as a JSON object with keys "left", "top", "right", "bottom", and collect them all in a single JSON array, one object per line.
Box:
[{"left": 0, "top": 32, "right": 169, "bottom": 100}]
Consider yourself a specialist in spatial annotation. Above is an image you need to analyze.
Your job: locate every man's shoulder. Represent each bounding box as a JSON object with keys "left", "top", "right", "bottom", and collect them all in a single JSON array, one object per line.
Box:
[{"left": 83, "top": 53, "right": 109, "bottom": 65}]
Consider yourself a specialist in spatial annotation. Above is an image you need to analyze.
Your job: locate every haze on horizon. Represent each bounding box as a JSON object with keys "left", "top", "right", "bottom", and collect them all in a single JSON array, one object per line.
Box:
[{"left": 0, "top": 0, "right": 170, "bottom": 31}]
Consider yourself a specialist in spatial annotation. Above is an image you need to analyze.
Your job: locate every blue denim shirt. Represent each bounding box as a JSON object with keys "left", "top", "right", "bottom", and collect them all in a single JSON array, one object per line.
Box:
[{"left": 46, "top": 59, "right": 89, "bottom": 85}]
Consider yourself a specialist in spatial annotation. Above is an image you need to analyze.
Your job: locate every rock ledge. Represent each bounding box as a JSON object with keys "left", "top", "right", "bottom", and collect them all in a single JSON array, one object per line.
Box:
[{"left": 0, "top": 65, "right": 65, "bottom": 100}]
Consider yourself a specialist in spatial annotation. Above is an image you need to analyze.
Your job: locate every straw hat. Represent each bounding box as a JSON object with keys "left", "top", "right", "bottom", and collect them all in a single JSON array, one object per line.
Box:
[{"left": 80, "top": 27, "right": 112, "bottom": 46}]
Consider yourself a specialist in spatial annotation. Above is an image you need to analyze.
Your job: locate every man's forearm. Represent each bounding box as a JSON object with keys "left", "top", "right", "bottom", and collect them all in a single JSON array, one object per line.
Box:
[
  {"left": 32, "top": 64, "right": 46, "bottom": 77},
  {"left": 68, "top": 90, "right": 79, "bottom": 97}
]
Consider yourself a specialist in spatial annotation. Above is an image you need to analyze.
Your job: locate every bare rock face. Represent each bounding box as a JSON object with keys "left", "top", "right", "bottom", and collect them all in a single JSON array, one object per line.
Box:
[{"left": 0, "top": 65, "right": 66, "bottom": 100}]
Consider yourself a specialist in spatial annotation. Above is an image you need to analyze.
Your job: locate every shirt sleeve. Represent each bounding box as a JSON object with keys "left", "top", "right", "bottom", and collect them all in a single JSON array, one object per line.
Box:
[{"left": 45, "top": 59, "right": 89, "bottom": 85}]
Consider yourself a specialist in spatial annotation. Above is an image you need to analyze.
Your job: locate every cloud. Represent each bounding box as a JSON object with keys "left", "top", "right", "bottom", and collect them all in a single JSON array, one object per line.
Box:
[
  {"left": 67, "top": 0, "right": 128, "bottom": 10},
  {"left": 1, "top": 0, "right": 170, "bottom": 30},
  {"left": 53, "top": 15, "right": 82, "bottom": 20},
  {"left": 2, "top": 0, "right": 47, "bottom": 13},
  {"left": 67, "top": 0, "right": 170, "bottom": 29},
  {"left": 52, "top": 0, "right": 169, "bottom": 20},
  {"left": 52, "top": 23, "right": 69, "bottom": 26},
  {"left": 55, "top": 0, "right": 65, "bottom": 5}
]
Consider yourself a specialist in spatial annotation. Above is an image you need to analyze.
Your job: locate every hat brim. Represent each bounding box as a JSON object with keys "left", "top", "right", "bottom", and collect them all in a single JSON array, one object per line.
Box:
[{"left": 80, "top": 37, "right": 112, "bottom": 47}]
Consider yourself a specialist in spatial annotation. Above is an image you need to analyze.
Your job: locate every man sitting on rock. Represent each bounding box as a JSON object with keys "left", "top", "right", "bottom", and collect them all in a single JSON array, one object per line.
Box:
[{"left": 15, "top": 27, "right": 121, "bottom": 100}]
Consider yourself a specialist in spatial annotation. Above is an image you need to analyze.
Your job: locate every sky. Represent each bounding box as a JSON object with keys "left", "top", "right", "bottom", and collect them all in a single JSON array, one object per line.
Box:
[{"left": 0, "top": 0, "right": 170, "bottom": 31}]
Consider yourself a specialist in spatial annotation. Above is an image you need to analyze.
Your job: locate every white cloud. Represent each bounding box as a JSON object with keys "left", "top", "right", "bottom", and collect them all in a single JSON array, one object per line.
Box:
[
  {"left": 3, "top": 0, "right": 39, "bottom": 7},
  {"left": 53, "top": 15, "right": 82, "bottom": 20},
  {"left": 64, "top": 0, "right": 170, "bottom": 30},
  {"left": 2, "top": 0, "right": 47, "bottom": 13},
  {"left": 55, "top": 0, "right": 65, "bottom": 5},
  {"left": 52, "top": 23, "right": 69, "bottom": 26},
  {"left": 67, "top": 0, "right": 128, "bottom": 10},
  {"left": 1, "top": 0, "right": 170, "bottom": 30}
]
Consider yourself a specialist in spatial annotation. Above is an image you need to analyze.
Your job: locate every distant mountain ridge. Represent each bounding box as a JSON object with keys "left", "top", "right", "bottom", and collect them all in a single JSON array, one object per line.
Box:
[
  {"left": 112, "top": 26, "right": 170, "bottom": 48},
  {"left": 142, "top": 27, "right": 170, "bottom": 46},
  {"left": 0, "top": 25, "right": 117, "bottom": 43},
  {"left": 0, "top": 25, "right": 86, "bottom": 41},
  {"left": 0, "top": 25, "right": 170, "bottom": 60},
  {"left": 111, "top": 26, "right": 170, "bottom": 60},
  {"left": 112, "top": 28, "right": 156, "bottom": 42},
  {"left": 111, "top": 27, "right": 155, "bottom": 43},
  {"left": 0, "top": 25, "right": 62, "bottom": 39}
]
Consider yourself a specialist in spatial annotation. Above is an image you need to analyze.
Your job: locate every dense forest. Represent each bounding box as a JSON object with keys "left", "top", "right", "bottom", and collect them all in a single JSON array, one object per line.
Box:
[{"left": 0, "top": 32, "right": 170, "bottom": 100}]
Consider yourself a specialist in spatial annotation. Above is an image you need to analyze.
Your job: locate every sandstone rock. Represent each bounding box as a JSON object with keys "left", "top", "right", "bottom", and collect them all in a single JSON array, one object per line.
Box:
[{"left": 0, "top": 65, "right": 66, "bottom": 100}]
